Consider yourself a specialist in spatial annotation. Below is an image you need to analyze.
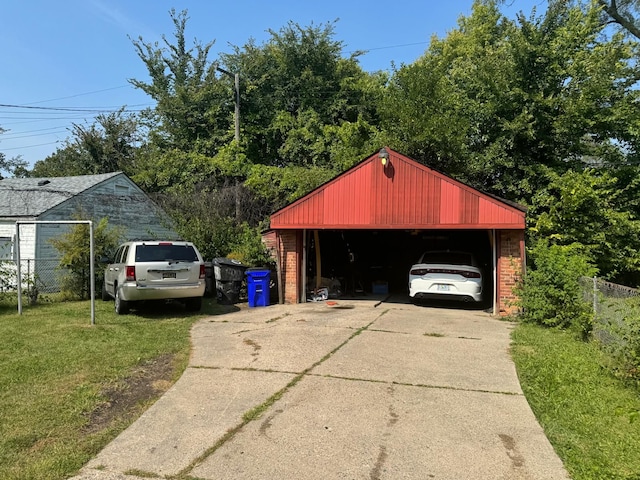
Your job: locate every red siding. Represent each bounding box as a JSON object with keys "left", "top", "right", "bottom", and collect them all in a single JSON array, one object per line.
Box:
[{"left": 270, "top": 148, "right": 525, "bottom": 230}]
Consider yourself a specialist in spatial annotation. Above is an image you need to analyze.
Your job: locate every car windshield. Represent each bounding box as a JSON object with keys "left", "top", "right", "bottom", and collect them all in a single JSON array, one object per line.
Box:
[
  {"left": 419, "top": 252, "right": 473, "bottom": 266},
  {"left": 135, "top": 244, "right": 198, "bottom": 262}
]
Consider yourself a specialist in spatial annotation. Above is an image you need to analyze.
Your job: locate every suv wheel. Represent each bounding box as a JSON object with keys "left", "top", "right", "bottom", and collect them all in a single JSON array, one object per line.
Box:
[{"left": 114, "top": 286, "right": 130, "bottom": 314}]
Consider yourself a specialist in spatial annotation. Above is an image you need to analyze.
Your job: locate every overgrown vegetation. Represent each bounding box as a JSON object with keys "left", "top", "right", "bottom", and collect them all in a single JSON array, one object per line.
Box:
[
  {"left": 2, "top": 0, "right": 640, "bottom": 477},
  {"left": 596, "top": 295, "right": 640, "bottom": 386},
  {"left": 516, "top": 240, "right": 597, "bottom": 337}
]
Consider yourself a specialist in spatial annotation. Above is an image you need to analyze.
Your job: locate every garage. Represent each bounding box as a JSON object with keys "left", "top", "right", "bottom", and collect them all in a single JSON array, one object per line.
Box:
[{"left": 263, "top": 148, "right": 526, "bottom": 315}]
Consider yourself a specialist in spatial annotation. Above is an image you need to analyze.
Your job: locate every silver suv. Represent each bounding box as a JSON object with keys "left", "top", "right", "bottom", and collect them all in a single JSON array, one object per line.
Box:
[{"left": 102, "top": 240, "right": 206, "bottom": 314}]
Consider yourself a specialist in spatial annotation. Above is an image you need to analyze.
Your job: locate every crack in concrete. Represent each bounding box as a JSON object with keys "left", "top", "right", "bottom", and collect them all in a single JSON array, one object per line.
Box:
[{"left": 177, "top": 309, "right": 388, "bottom": 478}]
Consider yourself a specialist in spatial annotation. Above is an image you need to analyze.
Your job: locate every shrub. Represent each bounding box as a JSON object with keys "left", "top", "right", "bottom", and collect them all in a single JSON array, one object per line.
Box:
[
  {"left": 227, "top": 223, "right": 274, "bottom": 268},
  {"left": 517, "top": 240, "right": 597, "bottom": 337},
  {"left": 50, "top": 217, "right": 122, "bottom": 300},
  {"left": 0, "top": 260, "right": 16, "bottom": 302}
]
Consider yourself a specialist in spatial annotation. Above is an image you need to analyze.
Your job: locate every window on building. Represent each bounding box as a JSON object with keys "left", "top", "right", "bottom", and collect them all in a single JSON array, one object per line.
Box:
[{"left": 0, "top": 237, "right": 13, "bottom": 260}]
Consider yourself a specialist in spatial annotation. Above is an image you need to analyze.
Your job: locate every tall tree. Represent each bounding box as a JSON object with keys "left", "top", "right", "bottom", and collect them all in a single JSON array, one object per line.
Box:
[
  {"left": 220, "top": 21, "right": 385, "bottom": 169},
  {"left": 529, "top": 169, "right": 640, "bottom": 284},
  {"left": 0, "top": 126, "right": 28, "bottom": 178},
  {"left": 382, "top": 0, "right": 640, "bottom": 202},
  {"left": 129, "top": 9, "right": 231, "bottom": 156},
  {"left": 597, "top": 0, "right": 640, "bottom": 39},
  {"left": 30, "top": 110, "right": 140, "bottom": 177}
]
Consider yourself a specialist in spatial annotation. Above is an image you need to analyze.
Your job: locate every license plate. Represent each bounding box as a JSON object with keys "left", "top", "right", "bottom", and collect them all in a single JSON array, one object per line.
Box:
[
  {"left": 162, "top": 272, "right": 176, "bottom": 279},
  {"left": 437, "top": 284, "right": 450, "bottom": 292}
]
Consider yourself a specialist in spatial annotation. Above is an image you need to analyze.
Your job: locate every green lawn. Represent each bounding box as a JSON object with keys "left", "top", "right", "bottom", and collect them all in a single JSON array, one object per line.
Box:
[
  {"left": 0, "top": 296, "right": 227, "bottom": 480},
  {"left": 512, "top": 323, "right": 640, "bottom": 480}
]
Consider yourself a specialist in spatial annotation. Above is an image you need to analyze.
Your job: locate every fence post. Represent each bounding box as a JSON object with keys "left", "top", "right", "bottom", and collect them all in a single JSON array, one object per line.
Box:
[{"left": 593, "top": 276, "right": 597, "bottom": 319}]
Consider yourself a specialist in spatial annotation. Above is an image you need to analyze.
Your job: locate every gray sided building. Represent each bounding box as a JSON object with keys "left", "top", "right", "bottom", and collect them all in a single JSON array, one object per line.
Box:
[{"left": 0, "top": 172, "right": 178, "bottom": 291}]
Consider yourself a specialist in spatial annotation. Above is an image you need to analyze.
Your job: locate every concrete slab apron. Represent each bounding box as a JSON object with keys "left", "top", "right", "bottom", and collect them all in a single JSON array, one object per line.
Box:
[
  {"left": 82, "top": 302, "right": 376, "bottom": 478},
  {"left": 83, "top": 303, "right": 569, "bottom": 480}
]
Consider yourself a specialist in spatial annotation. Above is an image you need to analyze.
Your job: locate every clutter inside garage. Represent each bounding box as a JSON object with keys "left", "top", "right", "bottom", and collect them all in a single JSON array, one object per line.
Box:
[{"left": 305, "top": 229, "right": 493, "bottom": 306}]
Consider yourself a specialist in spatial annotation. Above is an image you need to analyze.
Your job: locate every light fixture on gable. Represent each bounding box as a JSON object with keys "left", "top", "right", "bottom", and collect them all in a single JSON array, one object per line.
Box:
[{"left": 378, "top": 147, "right": 390, "bottom": 167}]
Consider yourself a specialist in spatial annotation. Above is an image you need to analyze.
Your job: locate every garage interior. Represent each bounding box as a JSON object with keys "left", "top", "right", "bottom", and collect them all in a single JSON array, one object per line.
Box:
[{"left": 305, "top": 229, "right": 494, "bottom": 309}]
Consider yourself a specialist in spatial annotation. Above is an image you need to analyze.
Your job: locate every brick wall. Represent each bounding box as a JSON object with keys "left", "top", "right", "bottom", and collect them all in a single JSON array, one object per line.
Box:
[
  {"left": 263, "top": 230, "right": 300, "bottom": 304},
  {"left": 498, "top": 230, "right": 524, "bottom": 316}
]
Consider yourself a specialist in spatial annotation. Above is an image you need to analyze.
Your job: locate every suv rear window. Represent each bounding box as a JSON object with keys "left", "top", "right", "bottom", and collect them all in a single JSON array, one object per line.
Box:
[{"left": 135, "top": 244, "right": 199, "bottom": 263}]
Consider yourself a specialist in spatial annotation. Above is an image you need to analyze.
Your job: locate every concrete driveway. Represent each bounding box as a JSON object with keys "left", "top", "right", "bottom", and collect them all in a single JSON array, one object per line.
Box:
[{"left": 72, "top": 298, "right": 569, "bottom": 480}]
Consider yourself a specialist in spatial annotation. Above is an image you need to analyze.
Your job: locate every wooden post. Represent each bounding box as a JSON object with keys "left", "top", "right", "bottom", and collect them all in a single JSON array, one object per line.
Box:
[{"left": 314, "top": 230, "right": 321, "bottom": 290}]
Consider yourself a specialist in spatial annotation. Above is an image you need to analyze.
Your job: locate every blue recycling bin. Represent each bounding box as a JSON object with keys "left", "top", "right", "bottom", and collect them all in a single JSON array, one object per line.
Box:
[{"left": 246, "top": 269, "right": 270, "bottom": 307}]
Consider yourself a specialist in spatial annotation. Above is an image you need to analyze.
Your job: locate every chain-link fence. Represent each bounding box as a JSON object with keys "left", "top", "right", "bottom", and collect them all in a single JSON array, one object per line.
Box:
[
  {"left": 581, "top": 276, "right": 640, "bottom": 378},
  {"left": 0, "top": 258, "right": 63, "bottom": 301}
]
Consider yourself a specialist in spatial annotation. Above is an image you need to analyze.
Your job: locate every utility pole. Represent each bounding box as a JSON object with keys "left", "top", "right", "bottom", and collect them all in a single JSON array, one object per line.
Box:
[
  {"left": 217, "top": 66, "right": 241, "bottom": 219},
  {"left": 216, "top": 66, "right": 240, "bottom": 142}
]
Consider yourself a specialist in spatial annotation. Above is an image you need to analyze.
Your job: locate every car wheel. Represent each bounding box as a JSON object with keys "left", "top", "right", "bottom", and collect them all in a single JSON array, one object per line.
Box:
[
  {"left": 101, "top": 281, "right": 111, "bottom": 301},
  {"left": 185, "top": 297, "right": 202, "bottom": 312},
  {"left": 114, "top": 286, "right": 130, "bottom": 314}
]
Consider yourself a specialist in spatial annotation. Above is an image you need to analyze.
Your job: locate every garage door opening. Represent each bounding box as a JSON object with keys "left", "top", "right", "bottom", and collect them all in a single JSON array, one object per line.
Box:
[{"left": 304, "top": 229, "right": 494, "bottom": 309}]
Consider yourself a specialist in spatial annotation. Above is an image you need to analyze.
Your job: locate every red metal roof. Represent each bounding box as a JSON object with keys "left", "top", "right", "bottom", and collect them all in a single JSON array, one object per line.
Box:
[{"left": 270, "top": 148, "right": 526, "bottom": 230}]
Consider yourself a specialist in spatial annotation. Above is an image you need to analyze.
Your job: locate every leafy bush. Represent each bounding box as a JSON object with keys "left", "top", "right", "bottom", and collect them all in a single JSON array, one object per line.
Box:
[
  {"left": 517, "top": 240, "right": 597, "bottom": 337},
  {"left": 0, "top": 261, "right": 16, "bottom": 302},
  {"left": 227, "top": 222, "right": 274, "bottom": 268},
  {"left": 0, "top": 260, "right": 41, "bottom": 304},
  {"left": 50, "top": 217, "right": 122, "bottom": 300}
]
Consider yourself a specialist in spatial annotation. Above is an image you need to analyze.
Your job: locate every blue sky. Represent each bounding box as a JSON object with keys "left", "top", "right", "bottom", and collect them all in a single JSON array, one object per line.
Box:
[{"left": 0, "top": 0, "right": 547, "bottom": 170}]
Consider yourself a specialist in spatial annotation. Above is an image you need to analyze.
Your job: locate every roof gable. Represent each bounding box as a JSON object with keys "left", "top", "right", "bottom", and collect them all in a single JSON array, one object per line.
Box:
[
  {"left": 270, "top": 148, "right": 525, "bottom": 230},
  {"left": 0, "top": 172, "right": 124, "bottom": 218}
]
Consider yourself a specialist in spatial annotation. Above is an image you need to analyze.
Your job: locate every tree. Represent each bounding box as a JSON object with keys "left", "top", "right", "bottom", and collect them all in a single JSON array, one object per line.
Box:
[
  {"left": 129, "top": 9, "right": 231, "bottom": 157},
  {"left": 0, "top": 126, "right": 28, "bottom": 178},
  {"left": 382, "top": 0, "right": 640, "bottom": 202},
  {"left": 129, "top": 12, "right": 386, "bottom": 256},
  {"left": 50, "top": 217, "right": 123, "bottom": 300},
  {"left": 597, "top": 0, "right": 640, "bottom": 39},
  {"left": 529, "top": 169, "right": 640, "bottom": 284},
  {"left": 30, "top": 110, "right": 140, "bottom": 177},
  {"left": 220, "top": 21, "right": 385, "bottom": 168}
]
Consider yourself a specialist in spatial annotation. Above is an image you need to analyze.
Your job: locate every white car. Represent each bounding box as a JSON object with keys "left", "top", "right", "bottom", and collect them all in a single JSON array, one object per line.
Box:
[
  {"left": 409, "top": 251, "right": 483, "bottom": 302},
  {"left": 103, "top": 240, "right": 206, "bottom": 314}
]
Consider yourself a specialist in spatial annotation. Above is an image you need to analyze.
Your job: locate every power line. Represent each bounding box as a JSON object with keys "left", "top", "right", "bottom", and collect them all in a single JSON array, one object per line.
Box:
[
  {"left": 345, "top": 41, "right": 429, "bottom": 55},
  {"left": 0, "top": 126, "right": 71, "bottom": 136},
  {"left": 2, "top": 141, "right": 60, "bottom": 151},
  {"left": 1, "top": 129, "right": 69, "bottom": 140},
  {"left": 23, "top": 85, "right": 132, "bottom": 105},
  {"left": 0, "top": 103, "right": 151, "bottom": 113},
  {"left": 0, "top": 116, "right": 93, "bottom": 124}
]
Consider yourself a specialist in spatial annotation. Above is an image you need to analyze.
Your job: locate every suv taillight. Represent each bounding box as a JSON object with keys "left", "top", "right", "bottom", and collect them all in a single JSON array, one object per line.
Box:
[
  {"left": 199, "top": 264, "right": 206, "bottom": 279},
  {"left": 125, "top": 266, "right": 136, "bottom": 281}
]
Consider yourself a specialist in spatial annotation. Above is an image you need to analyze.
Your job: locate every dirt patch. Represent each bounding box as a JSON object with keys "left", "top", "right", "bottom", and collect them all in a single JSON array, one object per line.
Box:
[{"left": 83, "top": 353, "right": 176, "bottom": 435}]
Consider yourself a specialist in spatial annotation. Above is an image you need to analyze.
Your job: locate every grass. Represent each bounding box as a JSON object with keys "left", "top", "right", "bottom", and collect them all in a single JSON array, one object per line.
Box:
[
  {"left": 0, "top": 295, "right": 227, "bottom": 480},
  {"left": 5, "top": 294, "right": 640, "bottom": 480},
  {"left": 512, "top": 322, "right": 640, "bottom": 480}
]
